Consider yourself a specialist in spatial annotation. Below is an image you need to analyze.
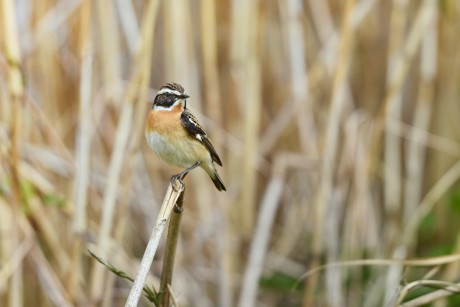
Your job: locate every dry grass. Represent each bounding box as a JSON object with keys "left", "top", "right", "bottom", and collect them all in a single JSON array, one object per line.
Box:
[{"left": 1, "top": 0, "right": 460, "bottom": 306}]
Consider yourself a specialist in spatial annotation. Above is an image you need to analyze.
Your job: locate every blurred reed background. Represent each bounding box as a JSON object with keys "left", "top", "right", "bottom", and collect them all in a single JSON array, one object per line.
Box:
[{"left": 1, "top": 0, "right": 460, "bottom": 306}]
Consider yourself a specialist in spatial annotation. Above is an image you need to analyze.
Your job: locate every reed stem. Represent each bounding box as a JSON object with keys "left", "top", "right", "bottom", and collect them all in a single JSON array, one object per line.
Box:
[{"left": 160, "top": 191, "right": 185, "bottom": 307}]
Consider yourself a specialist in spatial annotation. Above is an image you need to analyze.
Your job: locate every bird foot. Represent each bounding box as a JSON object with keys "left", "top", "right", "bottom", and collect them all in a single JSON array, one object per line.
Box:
[{"left": 170, "top": 173, "right": 187, "bottom": 191}]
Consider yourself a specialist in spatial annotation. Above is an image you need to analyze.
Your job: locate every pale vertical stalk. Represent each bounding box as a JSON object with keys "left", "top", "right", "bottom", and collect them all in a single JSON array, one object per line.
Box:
[
  {"left": 383, "top": 0, "right": 409, "bottom": 247},
  {"left": 112, "top": 9, "right": 162, "bottom": 303},
  {"left": 443, "top": 12, "right": 460, "bottom": 280},
  {"left": 89, "top": 91, "right": 134, "bottom": 302},
  {"left": 304, "top": 0, "right": 355, "bottom": 305},
  {"left": 325, "top": 189, "right": 344, "bottom": 307},
  {"left": 230, "top": 0, "right": 261, "bottom": 237},
  {"left": 114, "top": 0, "right": 140, "bottom": 55},
  {"left": 73, "top": 0, "right": 93, "bottom": 236},
  {"left": 382, "top": 1, "right": 438, "bottom": 305},
  {"left": 164, "top": 0, "right": 191, "bottom": 84},
  {"left": 26, "top": 197, "right": 71, "bottom": 274},
  {"left": 29, "top": 246, "right": 72, "bottom": 307},
  {"left": 89, "top": 0, "right": 160, "bottom": 302},
  {"left": 200, "top": 0, "right": 222, "bottom": 133},
  {"left": 159, "top": 192, "right": 185, "bottom": 307},
  {"left": 199, "top": 1, "right": 230, "bottom": 306},
  {"left": 238, "top": 160, "right": 285, "bottom": 307},
  {"left": 403, "top": 8, "right": 437, "bottom": 235},
  {"left": 96, "top": 0, "right": 120, "bottom": 99},
  {"left": 308, "top": 0, "right": 334, "bottom": 45},
  {"left": 35, "top": 0, "right": 60, "bottom": 128},
  {"left": 68, "top": 0, "right": 93, "bottom": 298},
  {"left": 1, "top": 205, "right": 22, "bottom": 307},
  {"left": 241, "top": 61, "right": 261, "bottom": 236},
  {"left": 2, "top": 0, "right": 25, "bottom": 305},
  {"left": 383, "top": 2, "right": 409, "bottom": 303},
  {"left": 343, "top": 119, "right": 379, "bottom": 253},
  {"left": 259, "top": 0, "right": 316, "bottom": 157},
  {"left": 428, "top": 0, "right": 460, "bottom": 243},
  {"left": 403, "top": 160, "right": 460, "bottom": 247},
  {"left": 126, "top": 182, "right": 185, "bottom": 307}
]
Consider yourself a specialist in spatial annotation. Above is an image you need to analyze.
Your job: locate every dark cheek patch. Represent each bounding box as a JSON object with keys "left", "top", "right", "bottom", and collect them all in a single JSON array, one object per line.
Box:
[{"left": 155, "top": 95, "right": 176, "bottom": 108}]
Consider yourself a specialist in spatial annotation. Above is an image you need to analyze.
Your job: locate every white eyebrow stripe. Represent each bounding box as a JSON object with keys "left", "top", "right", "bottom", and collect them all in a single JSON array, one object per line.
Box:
[{"left": 158, "top": 88, "right": 183, "bottom": 96}]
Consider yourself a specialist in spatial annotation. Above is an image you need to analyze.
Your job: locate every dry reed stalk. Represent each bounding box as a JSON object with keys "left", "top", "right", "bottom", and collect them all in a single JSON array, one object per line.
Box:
[
  {"left": 261, "top": 0, "right": 317, "bottom": 157},
  {"left": 163, "top": 0, "right": 195, "bottom": 93},
  {"left": 115, "top": 0, "right": 140, "bottom": 55},
  {"left": 395, "top": 280, "right": 460, "bottom": 306},
  {"left": 385, "top": 120, "right": 460, "bottom": 157},
  {"left": 96, "top": 0, "right": 121, "bottom": 99},
  {"left": 238, "top": 156, "right": 285, "bottom": 307},
  {"left": 305, "top": 0, "right": 356, "bottom": 305},
  {"left": 383, "top": 0, "right": 409, "bottom": 248},
  {"left": 200, "top": 0, "right": 222, "bottom": 129},
  {"left": 23, "top": 95, "right": 74, "bottom": 163},
  {"left": 199, "top": 2, "right": 232, "bottom": 305},
  {"left": 89, "top": 0, "right": 160, "bottom": 302},
  {"left": 159, "top": 191, "right": 185, "bottom": 306},
  {"left": 308, "top": 0, "right": 334, "bottom": 46},
  {"left": 400, "top": 281, "right": 460, "bottom": 307},
  {"left": 0, "top": 233, "right": 33, "bottom": 291},
  {"left": 402, "top": 3, "right": 437, "bottom": 249},
  {"left": 89, "top": 83, "right": 134, "bottom": 302},
  {"left": 288, "top": 0, "right": 316, "bottom": 156},
  {"left": 261, "top": 0, "right": 377, "bottom": 159},
  {"left": 0, "top": 203, "right": 22, "bottom": 306},
  {"left": 402, "top": 159, "right": 460, "bottom": 247},
  {"left": 126, "top": 180, "right": 185, "bottom": 307},
  {"left": 29, "top": 245, "right": 73, "bottom": 307},
  {"left": 382, "top": 1, "right": 438, "bottom": 304},
  {"left": 2, "top": 0, "right": 25, "bottom": 305},
  {"left": 3, "top": 0, "right": 460, "bottom": 305},
  {"left": 298, "top": 253, "right": 460, "bottom": 282},
  {"left": 229, "top": 0, "right": 262, "bottom": 238},
  {"left": 382, "top": 1, "right": 410, "bottom": 304},
  {"left": 343, "top": 117, "right": 379, "bottom": 252},
  {"left": 99, "top": 0, "right": 158, "bottom": 304},
  {"left": 434, "top": 1, "right": 460, "bottom": 286},
  {"left": 68, "top": 0, "right": 93, "bottom": 299},
  {"left": 27, "top": 196, "right": 71, "bottom": 274},
  {"left": 163, "top": 0, "right": 212, "bottom": 219},
  {"left": 0, "top": 196, "right": 73, "bottom": 306}
]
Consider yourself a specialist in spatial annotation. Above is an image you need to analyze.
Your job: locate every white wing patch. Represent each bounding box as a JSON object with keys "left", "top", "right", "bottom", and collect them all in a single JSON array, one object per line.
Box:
[
  {"left": 196, "top": 134, "right": 202, "bottom": 141},
  {"left": 188, "top": 114, "right": 203, "bottom": 131}
]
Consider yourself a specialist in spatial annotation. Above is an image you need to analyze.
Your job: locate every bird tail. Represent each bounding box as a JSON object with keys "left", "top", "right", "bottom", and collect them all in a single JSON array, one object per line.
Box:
[
  {"left": 211, "top": 171, "right": 226, "bottom": 191},
  {"left": 202, "top": 163, "right": 226, "bottom": 191}
]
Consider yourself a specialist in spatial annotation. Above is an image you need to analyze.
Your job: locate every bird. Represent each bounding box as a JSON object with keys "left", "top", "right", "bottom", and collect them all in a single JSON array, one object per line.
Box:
[{"left": 145, "top": 82, "right": 226, "bottom": 191}]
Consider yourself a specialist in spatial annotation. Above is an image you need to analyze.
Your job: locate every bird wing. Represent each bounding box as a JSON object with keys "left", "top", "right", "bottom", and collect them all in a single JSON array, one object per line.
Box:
[{"left": 181, "top": 110, "right": 223, "bottom": 166}]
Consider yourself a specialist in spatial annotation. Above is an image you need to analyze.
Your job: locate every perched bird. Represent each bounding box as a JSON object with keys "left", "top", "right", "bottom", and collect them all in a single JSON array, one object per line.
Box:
[{"left": 145, "top": 82, "right": 226, "bottom": 191}]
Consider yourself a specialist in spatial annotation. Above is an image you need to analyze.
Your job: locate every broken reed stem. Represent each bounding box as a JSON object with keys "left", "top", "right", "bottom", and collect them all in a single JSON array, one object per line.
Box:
[
  {"left": 160, "top": 191, "right": 185, "bottom": 307},
  {"left": 125, "top": 179, "right": 185, "bottom": 307}
]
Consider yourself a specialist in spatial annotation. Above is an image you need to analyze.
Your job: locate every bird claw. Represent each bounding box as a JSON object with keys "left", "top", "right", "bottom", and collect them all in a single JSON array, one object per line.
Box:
[{"left": 171, "top": 174, "right": 186, "bottom": 191}]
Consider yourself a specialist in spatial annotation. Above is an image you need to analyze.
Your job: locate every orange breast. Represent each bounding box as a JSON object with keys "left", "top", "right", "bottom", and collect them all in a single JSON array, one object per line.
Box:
[
  {"left": 145, "top": 106, "right": 211, "bottom": 168},
  {"left": 145, "top": 104, "right": 183, "bottom": 136}
]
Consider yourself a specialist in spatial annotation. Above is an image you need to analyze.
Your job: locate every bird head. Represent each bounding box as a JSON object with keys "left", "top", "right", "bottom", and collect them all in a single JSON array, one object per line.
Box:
[{"left": 153, "top": 82, "right": 190, "bottom": 110}]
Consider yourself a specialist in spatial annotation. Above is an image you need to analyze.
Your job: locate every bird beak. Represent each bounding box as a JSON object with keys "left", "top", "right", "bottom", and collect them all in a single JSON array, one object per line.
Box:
[{"left": 179, "top": 94, "right": 190, "bottom": 99}]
